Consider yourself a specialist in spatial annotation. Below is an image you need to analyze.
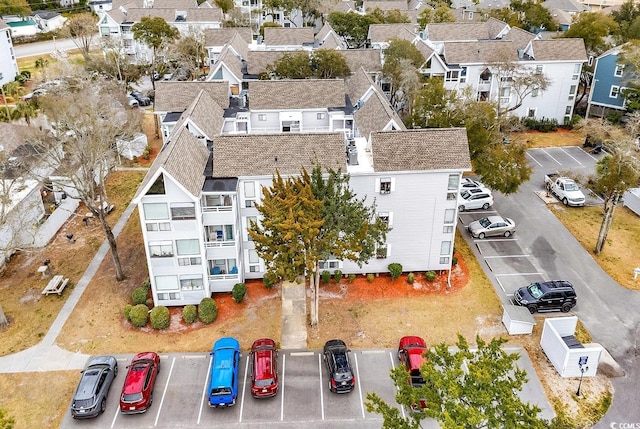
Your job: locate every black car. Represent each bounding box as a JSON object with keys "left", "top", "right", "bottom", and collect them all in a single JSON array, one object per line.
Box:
[
  {"left": 514, "top": 280, "right": 577, "bottom": 314},
  {"left": 71, "top": 356, "right": 118, "bottom": 419},
  {"left": 130, "top": 91, "right": 151, "bottom": 106},
  {"left": 323, "top": 339, "right": 356, "bottom": 393}
]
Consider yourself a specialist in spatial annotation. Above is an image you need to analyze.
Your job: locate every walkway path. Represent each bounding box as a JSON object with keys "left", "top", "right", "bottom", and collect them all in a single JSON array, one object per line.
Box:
[{"left": 0, "top": 201, "right": 137, "bottom": 373}]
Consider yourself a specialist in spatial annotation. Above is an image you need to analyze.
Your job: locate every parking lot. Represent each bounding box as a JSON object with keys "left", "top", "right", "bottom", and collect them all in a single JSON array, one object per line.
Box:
[{"left": 60, "top": 347, "right": 551, "bottom": 429}]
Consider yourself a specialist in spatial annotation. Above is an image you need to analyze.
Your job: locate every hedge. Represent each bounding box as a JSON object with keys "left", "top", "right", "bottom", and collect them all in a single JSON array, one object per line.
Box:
[
  {"left": 199, "top": 298, "right": 218, "bottom": 324},
  {"left": 129, "top": 304, "right": 149, "bottom": 328},
  {"left": 232, "top": 283, "right": 247, "bottom": 303},
  {"left": 150, "top": 306, "right": 170, "bottom": 329},
  {"left": 182, "top": 305, "right": 197, "bottom": 323},
  {"left": 132, "top": 287, "right": 148, "bottom": 305}
]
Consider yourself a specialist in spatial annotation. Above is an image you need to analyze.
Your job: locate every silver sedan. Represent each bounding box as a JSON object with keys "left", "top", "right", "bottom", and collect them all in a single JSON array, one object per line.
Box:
[{"left": 467, "top": 215, "right": 516, "bottom": 239}]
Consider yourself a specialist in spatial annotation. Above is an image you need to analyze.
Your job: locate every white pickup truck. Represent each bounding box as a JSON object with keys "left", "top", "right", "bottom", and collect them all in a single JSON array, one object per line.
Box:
[{"left": 544, "top": 173, "right": 586, "bottom": 207}]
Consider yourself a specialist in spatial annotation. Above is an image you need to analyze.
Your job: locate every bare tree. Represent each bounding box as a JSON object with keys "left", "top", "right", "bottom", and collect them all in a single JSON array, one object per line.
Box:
[
  {"left": 167, "top": 28, "right": 207, "bottom": 81},
  {"left": 61, "top": 14, "right": 98, "bottom": 63},
  {"left": 32, "top": 71, "right": 142, "bottom": 281}
]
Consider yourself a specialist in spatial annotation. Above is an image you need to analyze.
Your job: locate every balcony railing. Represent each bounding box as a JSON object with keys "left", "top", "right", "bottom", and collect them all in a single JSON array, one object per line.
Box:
[
  {"left": 204, "top": 240, "right": 236, "bottom": 248},
  {"left": 208, "top": 273, "right": 240, "bottom": 281},
  {"left": 202, "top": 205, "right": 233, "bottom": 212}
]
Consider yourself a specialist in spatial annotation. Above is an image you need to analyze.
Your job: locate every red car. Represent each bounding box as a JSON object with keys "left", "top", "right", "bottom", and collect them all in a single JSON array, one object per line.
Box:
[
  {"left": 250, "top": 338, "right": 278, "bottom": 398},
  {"left": 398, "top": 336, "right": 428, "bottom": 409},
  {"left": 119, "top": 352, "right": 160, "bottom": 414}
]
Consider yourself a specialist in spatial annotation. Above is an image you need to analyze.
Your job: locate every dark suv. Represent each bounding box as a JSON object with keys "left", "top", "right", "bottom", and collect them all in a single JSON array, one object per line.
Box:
[
  {"left": 514, "top": 280, "right": 577, "bottom": 314},
  {"left": 323, "top": 339, "right": 355, "bottom": 393}
]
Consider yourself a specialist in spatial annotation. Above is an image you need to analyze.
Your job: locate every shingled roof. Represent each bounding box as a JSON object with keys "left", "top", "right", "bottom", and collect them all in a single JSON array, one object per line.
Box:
[
  {"left": 215, "top": 45, "right": 244, "bottom": 80},
  {"left": 244, "top": 50, "right": 288, "bottom": 76},
  {"left": 263, "top": 27, "right": 314, "bottom": 47},
  {"left": 528, "top": 38, "right": 587, "bottom": 61},
  {"left": 154, "top": 81, "right": 230, "bottom": 112},
  {"left": 204, "top": 27, "right": 252, "bottom": 48},
  {"left": 426, "top": 18, "right": 508, "bottom": 41},
  {"left": 371, "top": 128, "right": 471, "bottom": 172},
  {"left": 443, "top": 40, "right": 518, "bottom": 64},
  {"left": 502, "top": 26, "right": 537, "bottom": 50},
  {"left": 182, "top": 89, "right": 225, "bottom": 139},
  {"left": 364, "top": 0, "right": 409, "bottom": 11},
  {"left": 347, "top": 66, "right": 377, "bottom": 106},
  {"left": 134, "top": 126, "right": 209, "bottom": 200},
  {"left": 210, "top": 133, "right": 346, "bottom": 177},
  {"left": 355, "top": 87, "right": 406, "bottom": 140},
  {"left": 341, "top": 49, "right": 382, "bottom": 73},
  {"left": 368, "top": 23, "right": 416, "bottom": 44},
  {"left": 123, "top": 7, "right": 222, "bottom": 24},
  {"left": 248, "top": 80, "right": 347, "bottom": 110}
]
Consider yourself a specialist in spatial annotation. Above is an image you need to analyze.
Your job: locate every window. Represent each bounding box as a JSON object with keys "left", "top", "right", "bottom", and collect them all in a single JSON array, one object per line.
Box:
[
  {"left": 143, "top": 203, "right": 169, "bottom": 220},
  {"left": 588, "top": 56, "right": 594, "bottom": 67},
  {"left": 440, "top": 241, "right": 451, "bottom": 255},
  {"left": 376, "top": 245, "right": 388, "bottom": 259},
  {"left": 206, "top": 225, "right": 234, "bottom": 241},
  {"left": 569, "top": 85, "right": 577, "bottom": 95},
  {"left": 317, "top": 113, "right": 325, "bottom": 120},
  {"left": 171, "top": 203, "right": 195, "bottom": 220},
  {"left": 445, "top": 70, "right": 459, "bottom": 82},
  {"left": 176, "top": 239, "right": 199, "bottom": 255},
  {"left": 180, "top": 275, "right": 204, "bottom": 291},
  {"left": 248, "top": 249, "right": 260, "bottom": 272},
  {"left": 379, "top": 178, "right": 391, "bottom": 194},
  {"left": 610, "top": 85, "right": 620, "bottom": 98},
  {"left": 444, "top": 209, "right": 455, "bottom": 224},
  {"left": 532, "top": 87, "right": 538, "bottom": 97},
  {"left": 565, "top": 106, "right": 572, "bottom": 115},
  {"left": 447, "top": 192, "right": 457, "bottom": 201},
  {"left": 246, "top": 216, "right": 257, "bottom": 241},
  {"left": 572, "top": 64, "right": 580, "bottom": 80},
  {"left": 378, "top": 211, "right": 392, "bottom": 227},
  {"left": 319, "top": 260, "right": 340, "bottom": 269},
  {"left": 157, "top": 292, "right": 180, "bottom": 300},
  {"left": 149, "top": 241, "right": 173, "bottom": 257},
  {"left": 535, "top": 65, "right": 543, "bottom": 74},
  {"left": 440, "top": 257, "right": 450, "bottom": 264},
  {"left": 178, "top": 257, "right": 201, "bottom": 266},
  {"left": 499, "top": 86, "right": 511, "bottom": 102},
  {"left": 614, "top": 64, "right": 624, "bottom": 77},
  {"left": 147, "top": 174, "right": 165, "bottom": 194},
  {"left": 155, "top": 275, "right": 178, "bottom": 291},
  {"left": 448, "top": 174, "right": 459, "bottom": 190},
  {"left": 244, "top": 181, "right": 256, "bottom": 207},
  {"left": 443, "top": 225, "right": 454, "bottom": 233},
  {"left": 527, "top": 108, "right": 536, "bottom": 118},
  {"left": 258, "top": 114, "right": 266, "bottom": 121},
  {"left": 146, "top": 222, "right": 170, "bottom": 232},
  {"left": 460, "top": 67, "right": 467, "bottom": 83}
]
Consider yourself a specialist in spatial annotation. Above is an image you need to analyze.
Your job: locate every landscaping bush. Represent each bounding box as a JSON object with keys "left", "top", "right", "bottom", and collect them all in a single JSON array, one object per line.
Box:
[
  {"left": 452, "top": 255, "right": 458, "bottom": 266},
  {"left": 123, "top": 304, "right": 133, "bottom": 321},
  {"left": 182, "top": 305, "right": 197, "bottom": 324},
  {"left": 129, "top": 304, "right": 149, "bottom": 328},
  {"left": 199, "top": 297, "right": 218, "bottom": 324},
  {"left": 522, "top": 117, "right": 559, "bottom": 132},
  {"left": 142, "top": 279, "right": 151, "bottom": 290},
  {"left": 146, "top": 298, "right": 154, "bottom": 308},
  {"left": 367, "top": 273, "right": 375, "bottom": 283},
  {"left": 388, "top": 263, "right": 403, "bottom": 281},
  {"left": 425, "top": 270, "right": 437, "bottom": 282},
  {"left": 263, "top": 272, "right": 277, "bottom": 289},
  {"left": 333, "top": 270, "right": 342, "bottom": 282},
  {"left": 348, "top": 273, "right": 356, "bottom": 283},
  {"left": 150, "top": 306, "right": 170, "bottom": 329},
  {"left": 407, "top": 272, "right": 415, "bottom": 284},
  {"left": 232, "top": 283, "right": 247, "bottom": 303},
  {"left": 321, "top": 270, "right": 331, "bottom": 284},
  {"left": 132, "top": 287, "right": 148, "bottom": 305}
]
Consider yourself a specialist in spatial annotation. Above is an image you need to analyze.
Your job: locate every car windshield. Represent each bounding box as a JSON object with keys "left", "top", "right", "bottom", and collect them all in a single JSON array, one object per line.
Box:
[
  {"left": 528, "top": 283, "right": 544, "bottom": 299},
  {"left": 254, "top": 378, "right": 275, "bottom": 387},
  {"left": 565, "top": 183, "right": 579, "bottom": 191},
  {"left": 122, "top": 393, "right": 143, "bottom": 403},
  {"left": 478, "top": 217, "right": 491, "bottom": 227},
  {"left": 211, "top": 388, "right": 231, "bottom": 396},
  {"left": 461, "top": 190, "right": 471, "bottom": 199}
]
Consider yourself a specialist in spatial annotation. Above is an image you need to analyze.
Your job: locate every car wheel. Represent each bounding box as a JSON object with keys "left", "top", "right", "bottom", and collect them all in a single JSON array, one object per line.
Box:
[
  {"left": 527, "top": 305, "right": 537, "bottom": 314},
  {"left": 504, "top": 231, "right": 511, "bottom": 238},
  {"left": 478, "top": 232, "right": 485, "bottom": 239},
  {"left": 150, "top": 392, "right": 153, "bottom": 406},
  {"left": 458, "top": 205, "right": 465, "bottom": 212},
  {"left": 561, "top": 303, "right": 572, "bottom": 312},
  {"left": 482, "top": 203, "right": 490, "bottom": 210},
  {"left": 562, "top": 198, "right": 569, "bottom": 205},
  {"left": 114, "top": 363, "right": 118, "bottom": 377},
  {"left": 100, "top": 398, "right": 106, "bottom": 414}
]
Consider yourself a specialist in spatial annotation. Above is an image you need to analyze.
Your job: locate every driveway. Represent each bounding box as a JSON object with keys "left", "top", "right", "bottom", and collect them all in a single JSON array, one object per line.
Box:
[{"left": 458, "top": 145, "right": 640, "bottom": 427}]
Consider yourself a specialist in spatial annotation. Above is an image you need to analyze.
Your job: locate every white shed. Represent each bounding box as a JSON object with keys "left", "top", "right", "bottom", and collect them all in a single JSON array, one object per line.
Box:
[
  {"left": 540, "top": 317, "right": 602, "bottom": 378},
  {"left": 502, "top": 304, "right": 535, "bottom": 335},
  {"left": 623, "top": 188, "right": 640, "bottom": 217}
]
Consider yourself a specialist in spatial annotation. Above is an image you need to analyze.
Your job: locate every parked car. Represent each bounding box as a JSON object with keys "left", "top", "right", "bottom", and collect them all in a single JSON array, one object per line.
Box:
[
  {"left": 127, "top": 94, "right": 139, "bottom": 108},
  {"left": 70, "top": 356, "right": 118, "bottom": 419},
  {"left": 130, "top": 91, "right": 151, "bottom": 106},
  {"left": 175, "top": 68, "right": 191, "bottom": 81},
  {"left": 208, "top": 337, "right": 241, "bottom": 407},
  {"left": 323, "top": 339, "right": 355, "bottom": 393},
  {"left": 458, "top": 188, "right": 493, "bottom": 211},
  {"left": 119, "top": 352, "right": 160, "bottom": 414},
  {"left": 460, "top": 177, "right": 485, "bottom": 189},
  {"left": 398, "top": 336, "right": 428, "bottom": 409},
  {"left": 250, "top": 338, "right": 279, "bottom": 398},
  {"left": 467, "top": 215, "right": 516, "bottom": 239},
  {"left": 544, "top": 173, "right": 586, "bottom": 207},
  {"left": 514, "top": 280, "right": 577, "bottom": 314}
]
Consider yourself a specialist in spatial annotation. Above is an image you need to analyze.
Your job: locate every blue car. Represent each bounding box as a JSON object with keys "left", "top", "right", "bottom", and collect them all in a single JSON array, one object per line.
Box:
[{"left": 208, "top": 337, "right": 240, "bottom": 407}]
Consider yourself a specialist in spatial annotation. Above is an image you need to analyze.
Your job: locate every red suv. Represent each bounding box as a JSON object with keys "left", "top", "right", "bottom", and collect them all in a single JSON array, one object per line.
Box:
[
  {"left": 398, "top": 336, "right": 428, "bottom": 409},
  {"left": 120, "top": 352, "right": 160, "bottom": 414},
  {"left": 250, "top": 339, "right": 279, "bottom": 398}
]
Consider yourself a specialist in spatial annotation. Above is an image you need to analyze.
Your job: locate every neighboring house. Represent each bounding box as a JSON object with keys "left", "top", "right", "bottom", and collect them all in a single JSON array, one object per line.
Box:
[
  {"left": 586, "top": 45, "right": 632, "bottom": 118},
  {"left": 5, "top": 19, "right": 39, "bottom": 37},
  {"left": 259, "top": 27, "right": 314, "bottom": 50},
  {"left": 204, "top": 27, "right": 251, "bottom": 64},
  {"left": 420, "top": 19, "right": 587, "bottom": 124},
  {"left": 0, "top": 19, "right": 19, "bottom": 85},
  {"left": 451, "top": 0, "right": 510, "bottom": 22},
  {"left": 32, "top": 11, "right": 67, "bottom": 32},
  {"left": 541, "top": 0, "right": 590, "bottom": 31},
  {"left": 133, "top": 77, "right": 471, "bottom": 306},
  {"left": 368, "top": 23, "right": 417, "bottom": 49},
  {"left": 88, "top": 0, "right": 114, "bottom": 13}
]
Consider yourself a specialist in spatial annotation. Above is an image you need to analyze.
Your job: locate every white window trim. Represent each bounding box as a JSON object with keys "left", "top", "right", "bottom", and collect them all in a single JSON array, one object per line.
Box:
[
  {"left": 614, "top": 64, "right": 624, "bottom": 77},
  {"left": 378, "top": 211, "right": 393, "bottom": 228},
  {"left": 610, "top": 85, "right": 620, "bottom": 98},
  {"left": 376, "top": 177, "right": 395, "bottom": 194}
]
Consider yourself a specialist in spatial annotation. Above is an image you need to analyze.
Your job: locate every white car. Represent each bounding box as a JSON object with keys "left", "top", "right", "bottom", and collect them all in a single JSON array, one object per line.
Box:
[
  {"left": 467, "top": 215, "right": 516, "bottom": 238},
  {"left": 460, "top": 177, "right": 485, "bottom": 189},
  {"left": 458, "top": 188, "right": 493, "bottom": 211}
]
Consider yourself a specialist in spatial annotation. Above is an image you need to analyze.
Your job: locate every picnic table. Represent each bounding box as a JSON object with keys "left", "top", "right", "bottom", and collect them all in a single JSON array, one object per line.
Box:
[{"left": 41, "top": 275, "right": 69, "bottom": 296}]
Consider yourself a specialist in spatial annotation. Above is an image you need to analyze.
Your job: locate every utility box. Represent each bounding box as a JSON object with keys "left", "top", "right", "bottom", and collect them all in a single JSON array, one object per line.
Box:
[
  {"left": 502, "top": 304, "right": 535, "bottom": 335},
  {"left": 540, "top": 317, "right": 602, "bottom": 378}
]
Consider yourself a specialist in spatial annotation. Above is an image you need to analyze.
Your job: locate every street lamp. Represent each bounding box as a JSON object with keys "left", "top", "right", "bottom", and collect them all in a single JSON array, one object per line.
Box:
[{"left": 576, "top": 356, "right": 589, "bottom": 396}]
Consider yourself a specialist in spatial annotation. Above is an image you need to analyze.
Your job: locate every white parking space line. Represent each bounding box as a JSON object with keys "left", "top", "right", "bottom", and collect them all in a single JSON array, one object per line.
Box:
[
  {"left": 560, "top": 147, "right": 582, "bottom": 165},
  {"left": 197, "top": 355, "right": 212, "bottom": 424},
  {"left": 182, "top": 354, "right": 206, "bottom": 359},
  {"left": 495, "top": 272, "right": 542, "bottom": 276},
  {"left": 495, "top": 277, "right": 506, "bottom": 293},
  {"left": 280, "top": 354, "right": 285, "bottom": 421},
  {"left": 116, "top": 357, "right": 128, "bottom": 362},
  {"left": 353, "top": 353, "right": 365, "bottom": 419},
  {"left": 474, "top": 238, "right": 519, "bottom": 243},
  {"left": 361, "top": 350, "right": 385, "bottom": 354},
  {"left": 483, "top": 254, "right": 530, "bottom": 259},
  {"left": 239, "top": 355, "right": 249, "bottom": 422},
  {"left": 541, "top": 148, "right": 562, "bottom": 165},
  {"left": 291, "top": 351, "right": 314, "bottom": 356},
  {"left": 584, "top": 149, "right": 600, "bottom": 161},
  {"left": 110, "top": 397, "right": 120, "bottom": 428},
  {"left": 388, "top": 351, "right": 405, "bottom": 420},
  {"left": 154, "top": 356, "right": 175, "bottom": 426},
  {"left": 526, "top": 151, "right": 543, "bottom": 167},
  {"left": 318, "top": 353, "right": 325, "bottom": 420}
]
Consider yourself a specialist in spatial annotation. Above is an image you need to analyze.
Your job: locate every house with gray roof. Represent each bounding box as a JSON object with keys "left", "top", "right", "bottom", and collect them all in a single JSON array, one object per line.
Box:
[
  {"left": 422, "top": 18, "right": 587, "bottom": 124},
  {"left": 133, "top": 72, "right": 471, "bottom": 305},
  {"left": 261, "top": 27, "right": 314, "bottom": 50}
]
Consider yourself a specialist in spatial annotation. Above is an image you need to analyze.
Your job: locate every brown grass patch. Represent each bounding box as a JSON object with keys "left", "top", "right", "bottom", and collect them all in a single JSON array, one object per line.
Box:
[{"left": 512, "top": 129, "right": 586, "bottom": 148}]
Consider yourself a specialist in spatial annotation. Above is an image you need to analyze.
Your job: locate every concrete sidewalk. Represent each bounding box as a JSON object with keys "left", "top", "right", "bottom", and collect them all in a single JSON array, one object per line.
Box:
[{"left": 0, "top": 201, "right": 137, "bottom": 373}]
